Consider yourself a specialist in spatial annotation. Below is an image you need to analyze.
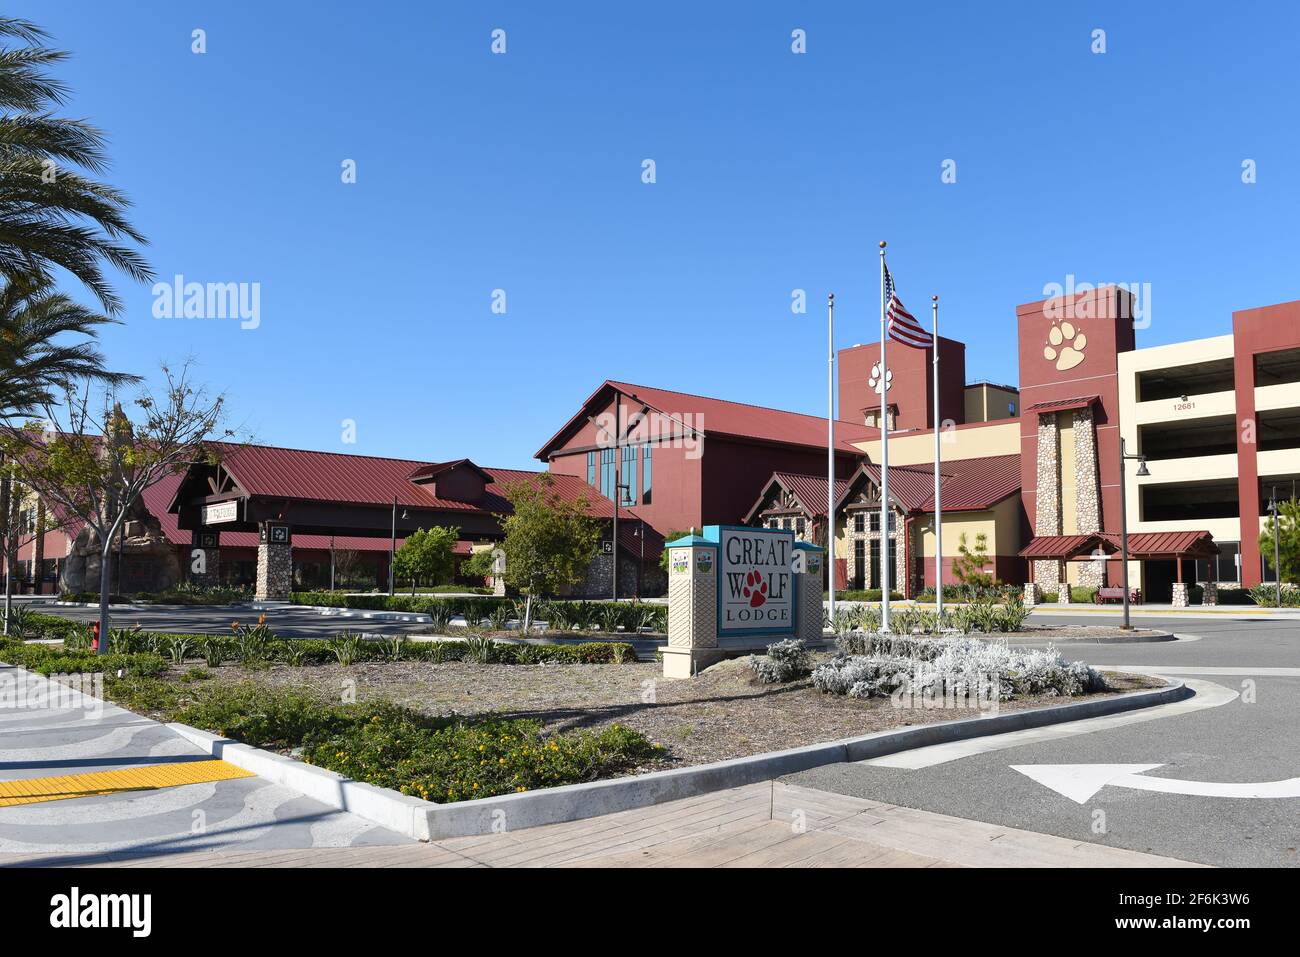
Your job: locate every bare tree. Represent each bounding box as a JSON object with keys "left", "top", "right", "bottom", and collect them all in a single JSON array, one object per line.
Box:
[{"left": 2, "top": 361, "right": 232, "bottom": 650}]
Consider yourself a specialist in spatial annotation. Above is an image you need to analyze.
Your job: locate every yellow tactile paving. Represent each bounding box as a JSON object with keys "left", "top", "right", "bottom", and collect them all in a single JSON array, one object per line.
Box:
[{"left": 0, "top": 760, "right": 255, "bottom": 808}]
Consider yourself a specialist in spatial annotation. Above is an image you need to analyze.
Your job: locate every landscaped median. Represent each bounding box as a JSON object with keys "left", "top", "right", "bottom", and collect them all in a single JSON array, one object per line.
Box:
[{"left": 0, "top": 617, "right": 1182, "bottom": 841}]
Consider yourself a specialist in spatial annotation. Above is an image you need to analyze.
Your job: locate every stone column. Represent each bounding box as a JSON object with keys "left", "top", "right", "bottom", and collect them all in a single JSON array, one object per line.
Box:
[
  {"left": 662, "top": 537, "right": 719, "bottom": 678},
  {"left": 190, "top": 532, "right": 221, "bottom": 587},
  {"left": 1033, "top": 413, "right": 1063, "bottom": 589},
  {"left": 1023, "top": 581, "right": 1038, "bottom": 606},
  {"left": 255, "top": 522, "right": 292, "bottom": 601},
  {"left": 1203, "top": 581, "right": 1218, "bottom": 606},
  {"left": 1073, "top": 406, "right": 1105, "bottom": 588},
  {"left": 1171, "top": 581, "right": 1189, "bottom": 608},
  {"left": 794, "top": 542, "right": 826, "bottom": 644}
]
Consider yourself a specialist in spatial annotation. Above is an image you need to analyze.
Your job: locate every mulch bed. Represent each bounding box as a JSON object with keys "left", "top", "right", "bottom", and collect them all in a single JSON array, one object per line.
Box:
[{"left": 177, "top": 656, "right": 1162, "bottom": 769}]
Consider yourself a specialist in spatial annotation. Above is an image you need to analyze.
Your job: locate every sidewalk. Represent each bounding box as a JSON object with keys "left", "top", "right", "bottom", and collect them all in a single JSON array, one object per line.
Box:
[{"left": 0, "top": 781, "right": 1204, "bottom": 868}]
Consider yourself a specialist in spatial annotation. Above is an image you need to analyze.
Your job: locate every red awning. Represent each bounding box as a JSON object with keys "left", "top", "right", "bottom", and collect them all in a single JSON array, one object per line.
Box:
[{"left": 1025, "top": 395, "right": 1099, "bottom": 415}]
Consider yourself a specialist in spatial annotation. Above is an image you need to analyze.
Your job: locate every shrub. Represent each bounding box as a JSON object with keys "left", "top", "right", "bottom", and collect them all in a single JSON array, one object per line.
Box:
[
  {"left": 812, "top": 637, "right": 1105, "bottom": 701},
  {"left": 749, "top": 639, "right": 811, "bottom": 684},
  {"left": 1247, "top": 583, "right": 1300, "bottom": 607},
  {"left": 161, "top": 683, "right": 662, "bottom": 802},
  {"left": 0, "top": 641, "right": 166, "bottom": 677},
  {"left": 329, "top": 633, "right": 363, "bottom": 666}
]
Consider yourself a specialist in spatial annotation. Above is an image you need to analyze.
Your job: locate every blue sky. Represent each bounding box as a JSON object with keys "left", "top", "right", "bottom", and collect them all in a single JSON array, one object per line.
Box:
[{"left": 13, "top": 1, "right": 1300, "bottom": 469}]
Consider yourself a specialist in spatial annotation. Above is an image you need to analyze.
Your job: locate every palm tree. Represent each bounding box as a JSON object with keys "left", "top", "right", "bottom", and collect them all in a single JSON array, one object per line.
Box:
[
  {"left": 0, "top": 278, "right": 138, "bottom": 420},
  {"left": 0, "top": 17, "right": 151, "bottom": 313}
]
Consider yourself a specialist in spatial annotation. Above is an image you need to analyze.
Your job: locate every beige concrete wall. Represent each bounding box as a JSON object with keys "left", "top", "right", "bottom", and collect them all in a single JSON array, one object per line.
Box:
[
  {"left": 853, "top": 420, "right": 1019, "bottom": 466},
  {"left": 1117, "top": 334, "right": 1239, "bottom": 534},
  {"left": 963, "top": 384, "right": 1020, "bottom": 423}
]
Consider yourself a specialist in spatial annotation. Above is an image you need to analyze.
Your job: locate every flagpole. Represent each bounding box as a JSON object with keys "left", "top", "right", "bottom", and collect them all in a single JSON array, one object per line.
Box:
[
  {"left": 932, "top": 295, "right": 942, "bottom": 620},
  {"left": 879, "top": 240, "right": 891, "bottom": 633},
  {"left": 827, "top": 292, "right": 836, "bottom": 628}
]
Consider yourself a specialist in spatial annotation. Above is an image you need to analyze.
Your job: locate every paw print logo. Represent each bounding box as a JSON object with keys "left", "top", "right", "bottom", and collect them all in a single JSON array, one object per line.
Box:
[
  {"left": 1044, "top": 321, "right": 1087, "bottom": 372},
  {"left": 742, "top": 569, "right": 767, "bottom": 607},
  {"left": 868, "top": 362, "right": 892, "bottom": 395}
]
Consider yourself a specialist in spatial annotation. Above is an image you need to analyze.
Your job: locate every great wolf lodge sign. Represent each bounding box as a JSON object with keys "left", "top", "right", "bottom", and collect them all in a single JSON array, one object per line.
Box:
[{"left": 716, "top": 525, "right": 795, "bottom": 635}]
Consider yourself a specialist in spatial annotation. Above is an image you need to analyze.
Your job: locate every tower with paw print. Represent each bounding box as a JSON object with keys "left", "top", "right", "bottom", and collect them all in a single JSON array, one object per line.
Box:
[{"left": 1017, "top": 286, "right": 1137, "bottom": 595}]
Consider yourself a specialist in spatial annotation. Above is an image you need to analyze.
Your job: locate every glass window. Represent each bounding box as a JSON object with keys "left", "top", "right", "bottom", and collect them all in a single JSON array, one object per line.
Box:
[
  {"left": 599, "top": 448, "right": 616, "bottom": 500},
  {"left": 782, "top": 518, "right": 791, "bottom": 530},
  {"left": 853, "top": 514, "right": 864, "bottom": 533},
  {"left": 620, "top": 446, "right": 637, "bottom": 505},
  {"left": 641, "top": 443, "right": 652, "bottom": 504},
  {"left": 586, "top": 451, "right": 596, "bottom": 486},
  {"left": 870, "top": 513, "right": 881, "bottom": 533},
  {"left": 796, "top": 518, "right": 805, "bottom": 537}
]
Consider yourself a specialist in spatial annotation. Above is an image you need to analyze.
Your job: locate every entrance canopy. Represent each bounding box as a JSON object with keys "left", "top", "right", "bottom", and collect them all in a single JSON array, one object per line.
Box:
[{"left": 1019, "top": 531, "right": 1218, "bottom": 561}]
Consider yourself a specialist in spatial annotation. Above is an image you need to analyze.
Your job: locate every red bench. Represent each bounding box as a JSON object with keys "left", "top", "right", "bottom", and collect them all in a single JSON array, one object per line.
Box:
[{"left": 1095, "top": 586, "right": 1140, "bottom": 604}]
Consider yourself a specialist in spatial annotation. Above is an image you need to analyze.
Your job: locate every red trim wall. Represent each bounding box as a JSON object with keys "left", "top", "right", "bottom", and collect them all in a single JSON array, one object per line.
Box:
[{"left": 1232, "top": 299, "right": 1300, "bottom": 586}]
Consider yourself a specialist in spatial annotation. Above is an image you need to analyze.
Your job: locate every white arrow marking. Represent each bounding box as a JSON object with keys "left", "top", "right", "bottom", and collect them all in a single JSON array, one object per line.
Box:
[{"left": 1011, "top": 764, "right": 1300, "bottom": 804}]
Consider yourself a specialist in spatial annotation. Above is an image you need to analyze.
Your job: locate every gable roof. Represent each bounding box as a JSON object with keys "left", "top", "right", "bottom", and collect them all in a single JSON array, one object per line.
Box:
[
  {"left": 845, "top": 454, "right": 1022, "bottom": 513},
  {"left": 535, "top": 380, "right": 878, "bottom": 459},
  {"left": 743, "top": 472, "right": 849, "bottom": 524}
]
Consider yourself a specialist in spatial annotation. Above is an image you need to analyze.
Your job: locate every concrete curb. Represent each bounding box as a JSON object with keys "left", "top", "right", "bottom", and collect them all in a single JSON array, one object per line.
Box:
[
  {"left": 1004, "top": 629, "right": 1177, "bottom": 644},
  {"left": 167, "top": 723, "right": 437, "bottom": 841},
  {"left": 170, "top": 677, "right": 1191, "bottom": 843}
]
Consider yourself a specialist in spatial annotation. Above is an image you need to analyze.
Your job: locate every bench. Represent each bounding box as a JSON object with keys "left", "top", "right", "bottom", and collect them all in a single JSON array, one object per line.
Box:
[{"left": 1095, "top": 586, "right": 1140, "bottom": 604}]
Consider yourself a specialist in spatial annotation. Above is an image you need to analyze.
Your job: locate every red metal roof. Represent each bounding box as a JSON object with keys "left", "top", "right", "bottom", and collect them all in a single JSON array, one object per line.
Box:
[
  {"left": 1018, "top": 534, "right": 1113, "bottom": 559},
  {"left": 1025, "top": 395, "right": 1099, "bottom": 415},
  {"left": 1018, "top": 530, "right": 1218, "bottom": 559},
  {"left": 1110, "top": 531, "right": 1219, "bottom": 557},
  {"left": 535, "top": 380, "right": 877, "bottom": 459},
  {"left": 854, "top": 454, "right": 1021, "bottom": 513}
]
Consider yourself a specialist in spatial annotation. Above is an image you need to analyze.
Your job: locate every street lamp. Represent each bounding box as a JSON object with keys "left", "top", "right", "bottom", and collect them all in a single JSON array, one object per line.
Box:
[
  {"left": 1117, "top": 437, "right": 1149, "bottom": 630},
  {"left": 1269, "top": 486, "right": 1282, "bottom": 608},
  {"left": 387, "top": 499, "right": 408, "bottom": 596}
]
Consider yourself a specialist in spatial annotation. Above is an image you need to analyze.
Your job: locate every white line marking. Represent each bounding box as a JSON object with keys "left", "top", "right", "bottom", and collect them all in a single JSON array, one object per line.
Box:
[{"left": 1012, "top": 763, "right": 1300, "bottom": 803}]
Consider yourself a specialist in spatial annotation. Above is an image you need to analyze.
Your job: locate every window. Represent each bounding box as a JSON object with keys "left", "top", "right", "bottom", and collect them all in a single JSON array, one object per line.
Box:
[
  {"left": 620, "top": 446, "right": 637, "bottom": 505},
  {"left": 641, "top": 443, "right": 652, "bottom": 504},
  {"left": 768, "top": 519, "right": 778, "bottom": 529},
  {"left": 599, "top": 448, "right": 616, "bottom": 500},
  {"left": 870, "top": 513, "right": 881, "bottom": 533},
  {"left": 796, "top": 518, "right": 805, "bottom": 537},
  {"left": 781, "top": 518, "right": 791, "bottom": 530},
  {"left": 586, "top": 451, "right": 596, "bottom": 487},
  {"left": 853, "top": 540, "right": 865, "bottom": 590},
  {"left": 1197, "top": 541, "right": 1240, "bottom": 584},
  {"left": 853, "top": 514, "right": 864, "bottom": 533},
  {"left": 888, "top": 513, "right": 897, "bottom": 533}
]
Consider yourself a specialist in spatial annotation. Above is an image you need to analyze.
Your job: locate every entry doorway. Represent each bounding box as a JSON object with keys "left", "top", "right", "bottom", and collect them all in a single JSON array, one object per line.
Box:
[{"left": 1142, "top": 558, "right": 1197, "bottom": 603}]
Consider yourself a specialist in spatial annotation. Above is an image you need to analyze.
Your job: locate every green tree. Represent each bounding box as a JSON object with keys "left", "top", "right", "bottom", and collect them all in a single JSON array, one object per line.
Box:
[
  {"left": 0, "top": 18, "right": 152, "bottom": 312},
  {"left": 0, "top": 279, "right": 137, "bottom": 420},
  {"left": 392, "top": 526, "right": 458, "bottom": 594},
  {"left": 462, "top": 545, "right": 500, "bottom": 583},
  {"left": 1, "top": 362, "right": 233, "bottom": 651},
  {"left": 658, "top": 529, "right": 695, "bottom": 572},
  {"left": 1259, "top": 496, "right": 1300, "bottom": 584},
  {"left": 497, "top": 474, "right": 600, "bottom": 632},
  {"left": 952, "top": 532, "right": 994, "bottom": 595}
]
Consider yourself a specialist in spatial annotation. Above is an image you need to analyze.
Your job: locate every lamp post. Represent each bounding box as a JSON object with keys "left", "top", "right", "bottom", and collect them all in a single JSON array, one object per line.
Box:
[
  {"left": 1269, "top": 486, "right": 1282, "bottom": 608},
  {"left": 1118, "top": 437, "right": 1149, "bottom": 630},
  {"left": 386, "top": 499, "right": 407, "bottom": 596}
]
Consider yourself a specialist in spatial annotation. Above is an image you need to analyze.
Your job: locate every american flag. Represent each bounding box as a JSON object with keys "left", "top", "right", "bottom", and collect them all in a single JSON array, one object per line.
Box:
[{"left": 884, "top": 264, "right": 932, "bottom": 349}]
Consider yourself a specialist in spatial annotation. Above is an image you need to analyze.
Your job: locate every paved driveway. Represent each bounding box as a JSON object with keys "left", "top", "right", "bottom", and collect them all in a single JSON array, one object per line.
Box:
[
  {"left": 787, "top": 614, "right": 1300, "bottom": 867},
  {"left": 0, "top": 664, "right": 409, "bottom": 863}
]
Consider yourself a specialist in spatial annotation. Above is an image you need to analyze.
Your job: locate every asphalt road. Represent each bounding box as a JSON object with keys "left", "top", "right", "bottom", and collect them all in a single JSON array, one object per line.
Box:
[{"left": 787, "top": 613, "right": 1300, "bottom": 867}]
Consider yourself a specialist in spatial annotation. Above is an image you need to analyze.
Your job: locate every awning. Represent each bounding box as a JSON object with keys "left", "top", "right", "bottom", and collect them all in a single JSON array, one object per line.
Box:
[
  {"left": 1025, "top": 395, "right": 1099, "bottom": 415},
  {"left": 1019, "top": 530, "right": 1218, "bottom": 560}
]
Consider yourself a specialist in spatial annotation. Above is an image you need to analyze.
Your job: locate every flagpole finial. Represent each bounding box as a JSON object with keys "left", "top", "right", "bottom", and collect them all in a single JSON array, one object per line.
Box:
[
  {"left": 932, "top": 295, "right": 938, "bottom": 302},
  {"left": 879, "top": 240, "right": 887, "bottom": 250},
  {"left": 828, "top": 292, "right": 834, "bottom": 304}
]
